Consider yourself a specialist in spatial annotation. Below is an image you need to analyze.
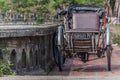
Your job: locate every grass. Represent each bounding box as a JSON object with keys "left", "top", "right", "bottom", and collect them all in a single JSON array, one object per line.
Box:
[
  {"left": 110, "top": 24, "right": 120, "bottom": 46},
  {"left": 111, "top": 25, "right": 120, "bottom": 33}
]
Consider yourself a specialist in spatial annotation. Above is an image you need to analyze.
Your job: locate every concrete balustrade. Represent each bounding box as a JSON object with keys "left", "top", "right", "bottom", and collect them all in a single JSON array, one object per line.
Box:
[{"left": 0, "top": 24, "right": 57, "bottom": 75}]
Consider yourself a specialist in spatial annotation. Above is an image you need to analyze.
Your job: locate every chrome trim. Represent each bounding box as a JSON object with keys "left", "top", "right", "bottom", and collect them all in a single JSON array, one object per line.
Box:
[
  {"left": 58, "top": 25, "right": 63, "bottom": 46},
  {"left": 106, "top": 26, "right": 111, "bottom": 45}
]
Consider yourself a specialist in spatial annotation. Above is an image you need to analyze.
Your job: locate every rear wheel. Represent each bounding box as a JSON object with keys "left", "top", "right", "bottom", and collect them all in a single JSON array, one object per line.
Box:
[
  {"left": 53, "top": 26, "right": 65, "bottom": 71},
  {"left": 97, "top": 50, "right": 102, "bottom": 58},
  {"left": 53, "top": 33, "right": 59, "bottom": 65},
  {"left": 97, "top": 48, "right": 105, "bottom": 58}
]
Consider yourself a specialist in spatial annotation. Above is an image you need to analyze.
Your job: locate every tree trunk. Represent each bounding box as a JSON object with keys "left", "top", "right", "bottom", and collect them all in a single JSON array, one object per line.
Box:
[
  {"left": 113, "top": 0, "right": 120, "bottom": 24},
  {"left": 105, "top": 0, "right": 113, "bottom": 17},
  {"left": 114, "top": 0, "right": 120, "bottom": 17},
  {"left": 118, "top": 4, "right": 120, "bottom": 24}
]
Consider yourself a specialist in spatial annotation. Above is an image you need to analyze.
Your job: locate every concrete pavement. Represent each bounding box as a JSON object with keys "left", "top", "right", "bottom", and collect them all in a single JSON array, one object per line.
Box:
[
  {"left": 1, "top": 46, "right": 120, "bottom": 80},
  {"left": 1, "top": 76, "right": 120, "bottom": 80}
]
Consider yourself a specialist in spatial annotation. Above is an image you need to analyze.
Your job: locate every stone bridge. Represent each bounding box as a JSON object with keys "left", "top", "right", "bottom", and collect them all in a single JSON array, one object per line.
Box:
[{"left": 0, "top": 24, "right": 57, "bottom": 74}]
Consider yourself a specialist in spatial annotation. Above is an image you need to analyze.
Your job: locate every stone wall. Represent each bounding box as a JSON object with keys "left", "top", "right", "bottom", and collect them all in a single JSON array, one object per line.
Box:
[{"left": 0, "top": 24, "right": 57, "bottom": 74}]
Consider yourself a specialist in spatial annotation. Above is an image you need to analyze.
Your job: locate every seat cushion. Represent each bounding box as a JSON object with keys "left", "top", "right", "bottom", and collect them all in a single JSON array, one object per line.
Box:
[{"left": 72, "top": 12, "right": 99, "bottom": 31}]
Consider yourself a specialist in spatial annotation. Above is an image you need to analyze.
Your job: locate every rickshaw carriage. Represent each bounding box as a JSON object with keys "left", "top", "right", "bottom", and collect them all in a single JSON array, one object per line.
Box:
[{"left": 53, "top": 5, "right": 112, "bottom": 71}]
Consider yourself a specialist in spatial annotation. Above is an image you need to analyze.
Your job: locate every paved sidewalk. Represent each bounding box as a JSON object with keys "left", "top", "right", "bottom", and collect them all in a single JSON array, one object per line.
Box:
[
  {"left": 49, "top": 46, "right": 120, "bottom": 76},
  {"left": 1, "top": 46, "right": 120, "bottom": 80},
  {"left": 1, "top": 76, "right": 120, "bottom": 80}
]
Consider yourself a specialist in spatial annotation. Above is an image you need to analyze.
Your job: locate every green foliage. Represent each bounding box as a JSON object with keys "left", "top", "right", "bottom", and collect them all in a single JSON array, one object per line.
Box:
[
  {"left": 52, "top": 0, "right": 104, "bottom": 9},
  {"left": 0, "top": 0, "right": 10, "bottom": 12},
  {"left": 81, "top": 0, "right": 103, "bottom": 6},
  {"left": 2, "top": 48, "right": 10, "bottom": 53},
  {"left": 0, "top": 0, "right": 109, "bottom": 23},
  {"left": 39, "top": 0, "right": 50, "bottom": 4},
  {"left": 37, "top": 16, "right": 44, "bottom": 24},
  {"left": 112, "top": 34, "right": 120, "bottom": 46},
  {"left": 111, "top": 25, "right": 120, "bottom": 46},
  {"left": 0, "top": 48, "right": 15, "bottom": 76},
  {"left": 0, "top": 59, "right": 15, "bottom": 76},
  {"left": 27, "top": 1, "right": 37, "bottom": 6},
  {"left": 0, "top": 0, "right": 105, "bottom": 13},
  {"left": 2, "top": 48, "right": 10, "bottom": 59}
]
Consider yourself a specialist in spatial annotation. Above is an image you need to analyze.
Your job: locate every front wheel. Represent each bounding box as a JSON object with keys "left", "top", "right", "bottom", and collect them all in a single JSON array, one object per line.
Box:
[
  {"left": 106, "top": 45, "right": 111, "bottom": 71},
  {"left": 106, "top": 26, "right": 111, "bottom": 71}
]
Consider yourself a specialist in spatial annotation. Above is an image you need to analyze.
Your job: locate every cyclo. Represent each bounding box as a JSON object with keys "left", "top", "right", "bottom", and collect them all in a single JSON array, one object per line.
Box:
[{"left": 53, "top": 5, "right": 112, "bottom": 71}]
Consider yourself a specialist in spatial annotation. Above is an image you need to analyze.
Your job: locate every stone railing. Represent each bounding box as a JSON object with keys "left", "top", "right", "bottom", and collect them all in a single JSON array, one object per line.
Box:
[{"left": 0, "top": 24, "right": 57, "bottom": 74}]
